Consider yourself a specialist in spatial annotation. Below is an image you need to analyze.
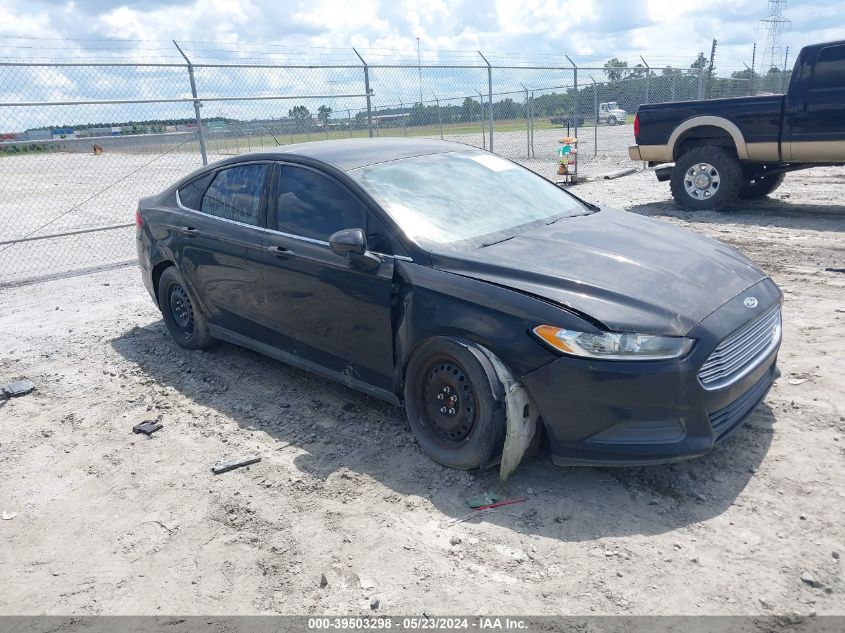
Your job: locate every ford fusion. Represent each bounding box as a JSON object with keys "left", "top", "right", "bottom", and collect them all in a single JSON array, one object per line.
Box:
[{"left": 136, "top": 138, "right": 782, "bottom": 469}]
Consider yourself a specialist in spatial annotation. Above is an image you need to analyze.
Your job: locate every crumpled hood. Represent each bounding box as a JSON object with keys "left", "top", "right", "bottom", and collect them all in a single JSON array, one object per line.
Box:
[{"left": 430, "top": 209, "right": 766, "bottom": 336}]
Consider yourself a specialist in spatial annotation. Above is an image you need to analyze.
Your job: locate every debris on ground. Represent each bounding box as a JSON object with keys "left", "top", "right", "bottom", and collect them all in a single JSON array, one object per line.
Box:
[
  {"left": 370, "top": 597, "right": 380, "bottom": 609},
  {"left": 449, "top": 535, "right": 462, "bottom": 546},
  {"left": 358, "top": 576, "right": 375, "bottom": 590},
  {"left": 1, "top": 511, "right": 17, "bottom": 520},
  {"left": 800, "top": 571, "right": 822, "bottom": 588},
  {"left": 1, "top": 378, "right": 34, "bottom": 398},
  {"left": 467, "top": 493, "right": 503, "bottom": 509},
  {"left": 320, "top": 573, "right": 328, "bottom": 587},
  {"left": 132, "top": 421, "right": 163, "bottom": 436},
  {"left": 211, "top": 454, "right": 261, "bottom": 474},
  {"left": 472, "top": 497, "right": 527, "bottom": 512}
]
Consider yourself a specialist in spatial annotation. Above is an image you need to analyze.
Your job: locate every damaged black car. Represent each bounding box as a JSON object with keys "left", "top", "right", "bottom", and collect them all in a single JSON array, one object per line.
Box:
[{"left": 136, "top": 138, "right": 782, "bottom": 470}]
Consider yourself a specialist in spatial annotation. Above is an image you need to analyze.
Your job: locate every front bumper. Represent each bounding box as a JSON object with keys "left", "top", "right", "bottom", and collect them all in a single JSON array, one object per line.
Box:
[{"left": 521, "top": 279, "right": 782, "bottom": 466}]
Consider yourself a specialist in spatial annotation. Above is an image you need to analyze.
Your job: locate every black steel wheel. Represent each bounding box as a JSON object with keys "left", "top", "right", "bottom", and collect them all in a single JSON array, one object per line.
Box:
[
  {"left": 168, "top": 283, "right": 195, "bottom": 336},
  {"left": 157, "top": 266, "right": 214, "bottom": 350},
  {"left": 404, "top": 337, "right": 506, "bottom": 470},
  {"left": 421, "top": 358, "right": 478, "bottom": 447}
]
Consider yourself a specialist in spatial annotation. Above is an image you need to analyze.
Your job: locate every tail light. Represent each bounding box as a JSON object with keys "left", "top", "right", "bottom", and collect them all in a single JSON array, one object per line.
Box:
[
  {"left": 135, "top": 207, "right": 143, "bottom": 228},
  {"left": 633, "top": 113, "right": 640, "bottom": 140}
]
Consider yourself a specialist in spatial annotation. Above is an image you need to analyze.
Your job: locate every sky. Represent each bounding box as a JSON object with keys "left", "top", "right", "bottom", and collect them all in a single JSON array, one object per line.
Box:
[
  {"left": 0, "top": 0, "right": 842, "bottom": 131},
  {"left": 1, "top": 0, "right": 842, "bottom": 70}
]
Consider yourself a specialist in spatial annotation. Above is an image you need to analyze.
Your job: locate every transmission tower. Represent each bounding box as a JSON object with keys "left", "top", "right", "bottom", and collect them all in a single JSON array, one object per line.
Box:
[{"left": 758, "top": 0, "right": 790, "bottom": 76}]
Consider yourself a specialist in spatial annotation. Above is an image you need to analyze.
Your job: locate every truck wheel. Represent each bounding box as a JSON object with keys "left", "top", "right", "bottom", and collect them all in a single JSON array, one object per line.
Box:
[
  {"left": 608, "top": 116, "right": 617, "bottom": 126},
  {"left": 739, "top": 173, "right": 785, "bottom": 199},
  {"left": 670, "top": 147, "right": 742, "bottom": 211}
]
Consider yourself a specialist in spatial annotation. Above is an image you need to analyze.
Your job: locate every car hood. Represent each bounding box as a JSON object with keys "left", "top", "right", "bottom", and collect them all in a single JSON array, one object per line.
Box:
[{"left": 429, "top": 209, "right": 766, "bottom": 336}]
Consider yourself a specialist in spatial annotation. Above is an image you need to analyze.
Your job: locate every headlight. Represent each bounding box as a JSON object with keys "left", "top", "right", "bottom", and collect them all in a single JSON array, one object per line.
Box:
[{"left": 533, "top": 325, "right": 694, "bottom": 360}]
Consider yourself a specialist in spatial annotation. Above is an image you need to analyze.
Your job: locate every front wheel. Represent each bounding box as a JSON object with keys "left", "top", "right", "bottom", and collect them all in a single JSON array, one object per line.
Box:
[
  {"left": 607, "top": 116, "right": 617, "bottom": 126},
  {"left": 404, "top": 338, "right": 506, "bottom": 470},
  {"left": 739, "top": 173, "right": 785, "bottom": 199},
  {"left": 670, "top": 146, "right": 743, "bottom": 211}
]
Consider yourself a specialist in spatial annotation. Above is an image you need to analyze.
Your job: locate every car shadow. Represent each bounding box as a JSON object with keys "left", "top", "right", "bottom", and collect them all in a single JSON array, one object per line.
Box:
[
  {"left": 112, "top": 322, "right": 777, "bottom": 541},
  {"left": 623, "top": 198, "right": 845, "bottom": 232}
]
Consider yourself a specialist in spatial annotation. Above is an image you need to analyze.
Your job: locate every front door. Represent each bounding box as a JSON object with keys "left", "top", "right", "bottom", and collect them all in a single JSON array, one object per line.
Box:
[
  {"left": 259, "top": 163, "right": 397, "bottom": 391},
  {"left": 175, "top": 162, "right": 271, "bottom": 337},
  {"left": 785, "top": 43, "right": 845, "bottom": 162}
]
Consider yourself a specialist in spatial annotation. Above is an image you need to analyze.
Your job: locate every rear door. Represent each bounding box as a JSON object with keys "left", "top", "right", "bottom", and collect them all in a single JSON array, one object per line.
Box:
[
  {"left": 175, "top": 162, "right": 271, "bottom": 337},
  {"left": 259, "top": 163, "right": 396, "bottom": 390},
  {"left": 785, "top": 43, "right": 845, "bottom": 161}
]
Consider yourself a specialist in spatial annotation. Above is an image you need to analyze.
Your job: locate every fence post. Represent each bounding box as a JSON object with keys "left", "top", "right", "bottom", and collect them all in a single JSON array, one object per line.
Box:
[
  {"left": 353, "top": 48, "right": 374, "bottom": 138},
  {"left": 750, "top": 42, "right": 757, "bottom": 96},
  {"left": 565, "top": 55, "right": 578, "bottom": 140},
  {"left": 590, "top": 76, "right": 597, "bottom": 158},
  {"left": 173, "top": 40, "right": 208, "bottom": 166},
  {"left": 478, "top": 51, "right": 494, "bottom": 153},
  {"left": 640, "top": 56, "right": 650, "bottom": 104},
  {"left": 521, "top": 83, "right": 530, "bottom": 158},
  {"left": 697, "top": 62, "right": 705, "bottom": 100},
  {"left": 476, "top": 90, "right": 486, "bottom": 150},
  {"left": 400, "top": 99, "right": 407, "bottom": 137},
  {"left": 435, "top": 95, "right": 443, "bottom": 139}
]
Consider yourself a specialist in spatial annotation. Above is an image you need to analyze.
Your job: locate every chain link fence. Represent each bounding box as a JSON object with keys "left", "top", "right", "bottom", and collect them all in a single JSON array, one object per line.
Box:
[{"left": 0, "top": 48, "right": 762, "bottom": 286}]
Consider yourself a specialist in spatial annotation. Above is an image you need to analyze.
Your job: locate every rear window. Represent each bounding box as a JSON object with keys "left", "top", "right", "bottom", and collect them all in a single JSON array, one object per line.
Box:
[
  {"left": 810, "top": 45, "right": 845, "bottom": 91},
  {"left": 201, "top": 164, "right": 269, "bottom": 226},
  {"left": 177, "top": 173, "right": 213, "bottom": 210}
]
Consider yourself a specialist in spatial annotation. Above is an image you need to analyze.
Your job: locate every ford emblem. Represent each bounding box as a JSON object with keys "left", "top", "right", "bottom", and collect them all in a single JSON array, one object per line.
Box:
[{"left": 743, "top": 297, "right": 758, "bottom": 308}]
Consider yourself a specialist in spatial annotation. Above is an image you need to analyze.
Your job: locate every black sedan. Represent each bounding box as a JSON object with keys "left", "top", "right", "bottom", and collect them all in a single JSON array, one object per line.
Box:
[{"left": 136, "top": 138, "right": 782, "bottom": 469}]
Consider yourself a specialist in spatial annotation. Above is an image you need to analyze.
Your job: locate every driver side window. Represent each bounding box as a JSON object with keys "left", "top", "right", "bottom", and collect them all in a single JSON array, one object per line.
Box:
[{"left": 275, "top": 165, "right": 367, "bottom": 241}]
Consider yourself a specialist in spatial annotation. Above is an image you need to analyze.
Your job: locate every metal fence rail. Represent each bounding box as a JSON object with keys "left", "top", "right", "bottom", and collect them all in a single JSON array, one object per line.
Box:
[{"left": 0, "top": 44, "right": 766, "bottom": 286}]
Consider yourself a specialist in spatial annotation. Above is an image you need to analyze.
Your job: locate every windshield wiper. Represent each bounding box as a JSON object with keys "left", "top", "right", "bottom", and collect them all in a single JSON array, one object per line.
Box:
[{"left": 480, "top": 235, "right": 515, "bottom": 248}]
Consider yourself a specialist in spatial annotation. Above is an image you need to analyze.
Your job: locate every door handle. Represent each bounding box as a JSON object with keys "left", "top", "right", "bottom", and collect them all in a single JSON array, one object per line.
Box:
[
  {"left": 789, "top": 102, "right": 808, "bottom": 116},
  {"left": 267, "top": 245, "right": 296, "bottom": 259},
  {"left": 179, "top": 226, "right": 201, "bottom": 237}
]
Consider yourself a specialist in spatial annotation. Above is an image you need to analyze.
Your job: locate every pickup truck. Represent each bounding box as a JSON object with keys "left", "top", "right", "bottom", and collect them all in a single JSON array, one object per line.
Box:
[{"left": 629, "top": 39, "right": 845, "bottom": 210}]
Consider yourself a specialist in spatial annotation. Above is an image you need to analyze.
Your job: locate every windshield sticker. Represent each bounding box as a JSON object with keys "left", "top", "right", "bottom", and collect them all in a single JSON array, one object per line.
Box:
[{"left": 469, "top": 154, "right": 517, "bottom": 172}]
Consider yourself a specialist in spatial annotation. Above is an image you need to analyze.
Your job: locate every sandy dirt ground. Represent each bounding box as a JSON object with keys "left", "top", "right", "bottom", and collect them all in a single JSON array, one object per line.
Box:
[{"left": 0, "top": 167, "right": 843, "bottom": 616}]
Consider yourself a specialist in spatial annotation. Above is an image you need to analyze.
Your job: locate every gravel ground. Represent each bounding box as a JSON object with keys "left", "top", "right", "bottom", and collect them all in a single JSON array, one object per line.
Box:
[{"left": 0, "top": 166, "right": 843, "bottom": 616}]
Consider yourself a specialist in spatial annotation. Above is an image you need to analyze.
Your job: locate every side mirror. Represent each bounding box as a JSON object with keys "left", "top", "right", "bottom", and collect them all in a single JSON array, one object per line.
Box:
[
  {"left": 329, "top": 228, "right": 381, "bottom": 271},
  {"left": 330, "top": 228, "right": 366, "bottom": 256}
]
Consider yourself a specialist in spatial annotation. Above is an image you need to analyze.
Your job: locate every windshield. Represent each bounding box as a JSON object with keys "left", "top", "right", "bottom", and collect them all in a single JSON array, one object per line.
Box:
[
  {"left": 606, "top": 102, "right": 619, "bottom": 110},
  {"left": 351, "top": 150, "right": 589, "bottom": 249}
]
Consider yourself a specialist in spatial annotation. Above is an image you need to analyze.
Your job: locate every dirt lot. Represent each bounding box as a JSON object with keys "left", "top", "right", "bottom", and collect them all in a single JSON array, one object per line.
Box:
[{"left": 1, "top": 167, "right": 843, "bottom": 616}]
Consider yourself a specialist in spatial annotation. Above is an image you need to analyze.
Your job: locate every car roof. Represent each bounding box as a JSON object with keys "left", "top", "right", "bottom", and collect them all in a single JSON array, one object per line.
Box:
[{"left": 217, "top": 138, "right": 471, "bottom": 172}]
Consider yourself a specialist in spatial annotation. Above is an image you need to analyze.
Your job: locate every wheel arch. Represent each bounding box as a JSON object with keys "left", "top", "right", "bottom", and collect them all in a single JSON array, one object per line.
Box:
[
  {"left": 151, "top": 259, "right": 176, "bottom": 305},
  {"left": 670, "top": 116, "right": 749, "bottom": 161}
]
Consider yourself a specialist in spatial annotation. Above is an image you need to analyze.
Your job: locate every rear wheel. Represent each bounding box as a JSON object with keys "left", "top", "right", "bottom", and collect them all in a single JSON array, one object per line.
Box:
[
  {"left": 404, "top": 338, "right": 506, "bottom": 470},
  {"left": 607, "top": 115, "right": 618, "bottom": 126},
  {"left": 739, "top": 173, "right": 785, "bottom": 199},
  {"left": 670, "top": 146, "right": 742, "bottom": 211},
  {"left": 157, "top": 267, "right": 214, "bottom": 350}
]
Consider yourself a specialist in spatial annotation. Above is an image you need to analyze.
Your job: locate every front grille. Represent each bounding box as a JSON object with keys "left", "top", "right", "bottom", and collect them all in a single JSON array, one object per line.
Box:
[
  {"left": 709, "top": 365, "right": 775, "bottom": 440},
  {"left": 698, "top": 307, "right": 781, "bottom": 390}
]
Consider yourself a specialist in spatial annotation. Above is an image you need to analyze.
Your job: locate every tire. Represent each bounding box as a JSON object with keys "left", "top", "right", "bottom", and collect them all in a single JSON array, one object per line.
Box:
[
  {"left": 670, "top": 146, "right": 743, "bottom": 211},
  {"left": 739, "top": 173, "right": 785, "bottom": 199},
  {"left": 157, "top": 266, "right": 214, "bottom": 350},
  {"left": 607, "top": 116, "right": 617, "bottom": 126},
  {"left": 403, "top": 338, "right": 507, "bottom": 470}
]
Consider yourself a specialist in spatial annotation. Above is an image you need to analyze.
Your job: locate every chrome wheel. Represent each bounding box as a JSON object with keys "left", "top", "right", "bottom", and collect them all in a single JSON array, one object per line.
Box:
[{"left": 684, "top": 162, "right": 721, "bottom": 200}]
